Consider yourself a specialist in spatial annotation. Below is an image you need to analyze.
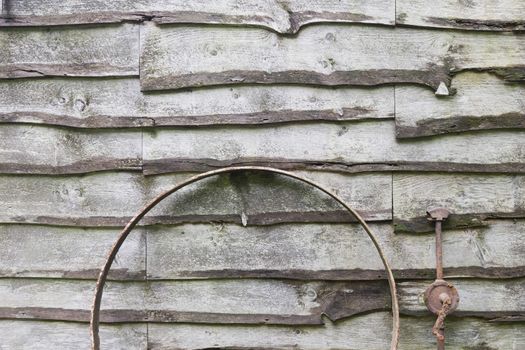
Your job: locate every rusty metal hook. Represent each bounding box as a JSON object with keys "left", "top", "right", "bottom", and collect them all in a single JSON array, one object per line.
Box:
[
  {"left": 425, "top": 208, "right": 460, "bottom": 350},
  {"left": 90, "top": 166, "right": 400, "bottom": 349}
]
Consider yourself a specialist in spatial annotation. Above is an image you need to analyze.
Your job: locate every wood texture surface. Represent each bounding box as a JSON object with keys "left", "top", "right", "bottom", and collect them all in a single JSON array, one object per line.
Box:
[
  {"left": 0, "top": 78, "right": 394, "bottom": 128},
  {"left": 0, "top": 24, "right": 139, "bottom": 78},
  {"left": 397, "top": 0, "right": 525, "bottom": 31},
  {"left": 0, "top": 125, "right": 142, "bottom": 174},
  {"left": 1, "top": 277, "right": 522, "bottom": 324},
  {"left": 0, "top": 171, "right": 391, "bottom": 226},
  {"left": 0, "top": 225, "right": 145, "bottom": 280},
  {"left": 142, "top": 121, "right": 525, "bottom": 174},
  {"left": 396, "top": 72, "right": 525, "bottom": 138},
  {"left": 140, "top": 23, "right": 525, "bottom": 91},
  {"left": 394, "top": 174, "right": 525, "bottom": 232},
  {"left": 147, "top": 221, "right": 525, "bottom": 280},
  {"left": 0, "top": 0, "right": 395, "bottom": 33}
]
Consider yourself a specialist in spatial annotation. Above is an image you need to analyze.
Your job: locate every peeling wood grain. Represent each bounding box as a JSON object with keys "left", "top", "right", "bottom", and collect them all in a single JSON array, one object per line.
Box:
[
  {"left": 396, "top": 0, "right": 525, "bottom": 31},
  {"left": 1, "top": 278, "right": 523, "bottom": 324},
  {"left": 0, "top": 24, "right": 139, "bottom": 78},
  {"left": 0, "top": 125, "right": 142, "bottom": 174},
  {"left": 140, "top": 23, "right": 525, "bottom": 91},
  {"left": 147, "top": 313, "right": 525, "bottom": 349},
  {"left": 0, "top": 320, "right": 146, "bottom": 350},
  {"left": 0, "top": 171, "right": 391, "bottom": 226},
  {"left": 396, "top": 72, "right": 525, "bottom": 138},
  {"left": 393, "top": 174, "right": 525, "bottom": 232},
  {"left": 0, "top": 225, "right": 145, "bottom": 280},
  {"left": 142, "top": 121, "right": 525, "bottom": 175},
  {"left": 0, "top": 78, "right": 393, "bottom": 128},
  {"left": 0, "top": 0, "right": 395, "bottom": 33},
  {"left": 148, "top": 221, "right": 525, "bottom": 280}
]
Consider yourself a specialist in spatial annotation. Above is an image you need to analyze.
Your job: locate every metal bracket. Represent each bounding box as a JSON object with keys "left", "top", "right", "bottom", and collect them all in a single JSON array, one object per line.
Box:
[{"left": 425, "top": 207, "right": 460, "bottom": 350}]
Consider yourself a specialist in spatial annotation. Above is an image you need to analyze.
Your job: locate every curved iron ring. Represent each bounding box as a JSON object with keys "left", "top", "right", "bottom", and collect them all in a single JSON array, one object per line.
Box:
[{"left": 90, "top": 166, "right": 400, "bottom": 349}]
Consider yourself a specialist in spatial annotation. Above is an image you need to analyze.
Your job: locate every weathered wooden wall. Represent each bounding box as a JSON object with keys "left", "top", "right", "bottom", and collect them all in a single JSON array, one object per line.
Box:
[{"left": 1, "top": 1, "right": 524, "bottom": 349}]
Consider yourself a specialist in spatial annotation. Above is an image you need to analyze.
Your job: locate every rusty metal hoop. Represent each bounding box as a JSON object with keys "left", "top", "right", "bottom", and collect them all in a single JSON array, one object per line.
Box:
[{"left": 90, "top": 166, "right": 400, "bottom": 350}]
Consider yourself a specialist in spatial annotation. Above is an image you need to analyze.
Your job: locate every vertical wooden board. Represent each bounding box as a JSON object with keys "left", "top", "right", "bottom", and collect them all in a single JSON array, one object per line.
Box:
[
  {"left": 397, "top": 0, "right": 525, "bottom": 31},
  {"left": 140, "top": 23, "right": 525, "bottom": 91},
  {"left": 148, "top": 313, "right": 525, "bottom": 349},
  {"left": 0, "top": 125, "right": 142, "bottom": 174},
  {"left": 396, "top": 72, "right": 525, "bottom": 138},
  {"left": 147, "top": 220, "right": 525, "bottom": 280},
  {"left": 143, "top": 121, "right": 525, "bottom": 174},
  {"left": 0, "top": 320, "right": 147, "bottom": 350},
  {"left": 0, "top": 225, "right": 145, "bottom": 279},
  {"left": 0, "top": 0, "right": 395, "bottom": 32},
  {"left": 393, "top": 173, "right": 525, "bottom": 232},
  {"left": 0, "top": 171, "right": 391, "bottom": 226},
  {"left": 0, "top": 24, "right": 139, "bottom": 78},
  {"left": 0, "top": 78, "right": 394, "bottom": 127}
]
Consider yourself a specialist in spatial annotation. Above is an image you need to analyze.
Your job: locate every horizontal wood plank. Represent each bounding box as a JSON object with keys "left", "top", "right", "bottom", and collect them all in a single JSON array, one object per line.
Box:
[
  {"left": 0, "top": 78, "right": 394, "bottom": 128},
  {"left": 396, "top": 72, "right": 525, "bottom": 138},
  {"left": 0, "top": 24, "right": 139, "bottom": 78},
  {"left": 0, "top": 321, "right": 146, "bottom": 350},
  {"left": 142, "top": 121, "right": 525, "bottom": 174},
  {"left": 0, "top": 316, "right": 521, "bottom": 349},
  {"left": 0, "top": 225, "right": 145, "bottom": 280},
  {"left": 0, "top": 278, "right": 522, "bottom": 324},
  {"left": 148, "top": 221, "right": 525, "bottom": 280},
  {"left": 393, "top": 174, "right": 525, "bottom": 232},
  {"left": 147, "top": 313, "right": 524, "bottom": 349},
  {"left": 0, "top": 171, "right": 391, "bottom": 226},
  {"left": 0, "top": 125, "right": 142, "bottom": 174},
  {"left": 0, "top": 0, "right": 395, "bottom": 33},
  {"left": 397, "top": 0, "right": 525, "bottom": 31},
  {"left": 140, "top": 23, "right": 525, "bottom": 91}
]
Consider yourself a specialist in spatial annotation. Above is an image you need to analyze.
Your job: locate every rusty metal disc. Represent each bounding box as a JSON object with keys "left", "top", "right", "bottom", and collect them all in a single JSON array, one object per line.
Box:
[{"left": 424, "top": 279, "right": 460, "bottom": 315}]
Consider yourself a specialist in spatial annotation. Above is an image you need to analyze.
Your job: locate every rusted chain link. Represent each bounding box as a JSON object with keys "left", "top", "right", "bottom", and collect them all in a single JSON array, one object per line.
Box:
[{"left": 432, "top": 294, "right": 452, "bottom": 342}]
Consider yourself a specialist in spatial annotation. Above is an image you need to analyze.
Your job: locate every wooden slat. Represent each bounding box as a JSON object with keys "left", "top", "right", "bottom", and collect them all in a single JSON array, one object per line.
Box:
[
  {"left": 0, "top": 125, "right": 142, "bottom": 174},
  {"left": 0, "top": 171, "right": 391, "bottom": 226},
  {"left": 393, "top": 174, "right": 525, "bottom": 232},
  {"left": 0, "top": 316, "right": 521, "bottom": 349},
  {"left": 148, "top": 313, "right": 525, "bottom": 349},
  {"left": 0, "top": 0, "right": 395, "bottom": 33},
  {"left": 0, "top": 278, "right": 522, "bottom": 324},
  {"left": 148, "top": 221, "right": 525, "bottom": 280},
  {"left": 396, "top": 72, "right": 525, "bottom": 138},
  {"left": 0, "top": 225, "right": 145, "bottom": 280},
  {"left": 0, "top": 321, "right": 146, "bottom": 350},
  {"left": 0, "top": 78, "right": 394, "bottom": 128},
  {"left": 0, "top": 24, "right": 139, "bottom": 78},
  {"left": 396, "top": 0, "right": 525, "bottom": 31},
  {"left": 142, "top": 121, "right": 525, "bottom": 174},
  {"left": 140, "top": 23, "right": 525, "bottom": 91}
]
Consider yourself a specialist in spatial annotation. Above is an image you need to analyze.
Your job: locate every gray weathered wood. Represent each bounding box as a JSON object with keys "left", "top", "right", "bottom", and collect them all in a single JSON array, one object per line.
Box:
[
  {"left": 1, "top": 316, "right": 522, "bottom": 349},
  {"left": 148, "top": 221, "right": 525, "bottom": 280},
  {"left": 396, "top": 72, "right": 525, "bottom": 138},
  {"left": 0, "top": 125, "right": 142, "bottom": 174},
  {"left": 0, "top": 225, "right": 145, "bottom": 280},
  {"left": 393, "top": 174, "right": 525, "bottom": 232},
  {"left": 0, "top": 171, "right": 391, "bottom": 226},
  {"left": 0, "top": 320, "right": 146, "bottom": 350},
  {"left": 142, "top": 121, "right": 525, "bottom": 174},
  {"left": 0, "top": 78, "right": 394, "bottom": 128},
  {"left": 0, "top": 0, "right": 395, "bottom": 33},
  {"left": 397, "top": 0, "right": 525, "bottom": 31},
  {"left": 148, "top": 313, "right": 525, "bottom": 349},
  {"left": 0, "top": 24, "right": 139, "bottom": 78},
  {"left": 140, "top": 23, "right": 525, "bottom": 91},
  {"left": 0, "top": 278, "right": 522, "bottom": 324}
]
